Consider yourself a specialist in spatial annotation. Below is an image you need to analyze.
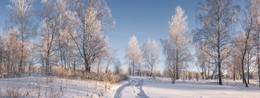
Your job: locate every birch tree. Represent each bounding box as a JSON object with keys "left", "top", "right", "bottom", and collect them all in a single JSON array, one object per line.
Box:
[
  {"left": 71, "top": 0, "right": 114, "bottom": 72},
  {"left": 126, "top": 35, "right": 143, "bottom": 76},
  {"left": 7, "top": 0, "right": 36, "bottom": 73},
  {"left": 162, "top": 6, "right": 191, "bottom": 83},
  {"left": 250, "top": 0, "right": 260, "bottom": 87},
  {"left": 194, "top": 0, "right": 239, "bottom": 85},
  {"left": 0, "top": 37, "right": 4, "bottom": 76},
  {"left": 39, "top": 0, "right": 69, "bottom": 75},
  {"left": 3, "top": 28, "right": 20, "bottom": 77},
  {"left": 142, "top": 39, "right": 159, "bottom": 77},
  {"left": 113, "top": 59, "right": 122, "bottom": 75}
]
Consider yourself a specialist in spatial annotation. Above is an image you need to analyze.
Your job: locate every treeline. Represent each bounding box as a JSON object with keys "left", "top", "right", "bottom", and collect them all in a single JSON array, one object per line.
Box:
[
  {"left": 158, "top": 0, "right": 260, "bottom": 87},
  {"left": 0, "top": 0, "right": 121, "bottom": 78}
]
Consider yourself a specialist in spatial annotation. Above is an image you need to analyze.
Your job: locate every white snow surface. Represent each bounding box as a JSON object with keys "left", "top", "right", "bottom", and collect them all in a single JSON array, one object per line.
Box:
[{"left": 0, "top": 76, "right": 260, "bottom": 98}]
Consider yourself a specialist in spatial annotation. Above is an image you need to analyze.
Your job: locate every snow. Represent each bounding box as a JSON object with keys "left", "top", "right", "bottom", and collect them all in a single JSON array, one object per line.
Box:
[
  {"left": 143, "top": 77, "right": 260, "bottom": 98},
  {"left": 114, "top": 76, "right": 260, "bottom": 98},
  {"left": 0, "top": 76, "right": 116, "bottom": 98},
  {"left": 0, "top": 76, "right": 260, "bottom": 98}
]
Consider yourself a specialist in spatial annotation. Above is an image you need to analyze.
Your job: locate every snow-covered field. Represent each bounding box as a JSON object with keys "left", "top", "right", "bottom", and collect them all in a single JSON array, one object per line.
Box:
[{"left": 0, "top": 76, "right": 259, "bottom": 98}]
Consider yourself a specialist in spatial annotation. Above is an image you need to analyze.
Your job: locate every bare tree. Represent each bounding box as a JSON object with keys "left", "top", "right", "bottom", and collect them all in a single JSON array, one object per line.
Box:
[
  {"left": 39, "top": 0, "right": 69, "bottom": 75},
  {"left": 0, "top": 37, "right": 4, "bottom": 76},
  {"left": 196, "top": 42, "right": 213, "bottom": 80},
  {"left": 162, "top": 6, "right": 191, "bottom": 84},
  {"left": 104, "top": 48, "right": 116, "bottom": 74},
  {"left": 249, "top": 0, "right": 260, "bottom": 87},
  {"left": 7, "top": 0, "right": 36, "bottom": 73},
  {"left": 194, "top": 0, "right": 239, "bottom": 85},
  {"left": 113, "top": 59, "right": 122, "bottom": 75},
  {"left": 3, "top": 28, "right": 20, "bottom": 77},
  {"left": 142, "top": 39, "right": 159, "bottom": 77},
  {"left": 126, "top": 35, "right": 143, "bottom": 76},
  {"left": 71, "top": 0, "right": 114, "bottom": 72}
]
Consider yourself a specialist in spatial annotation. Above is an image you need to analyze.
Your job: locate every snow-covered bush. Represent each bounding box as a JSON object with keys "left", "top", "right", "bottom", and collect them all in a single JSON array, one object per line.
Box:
[{"left": 6, "top": 86, "right": 24, "bottom": 98}]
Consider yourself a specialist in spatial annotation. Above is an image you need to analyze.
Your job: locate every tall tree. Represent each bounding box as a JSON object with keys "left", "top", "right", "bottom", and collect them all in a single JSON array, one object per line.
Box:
[
  {"left": 113, "top": 59, "right": 122, "bottom": 75},
  {"left": 249, "top": 0, "right": 260, "bottom": 87},
  {"left": 126, "top": 35, "right": 143, "bottom": 76},
  {"left": 162, "top": 6, "right": 191, "bottom": 84},
  {"left": 104, "top": 48, "right": 116, "bottom": 74},
  {"left": 39, "top": 0, "right": 69, "bottom": 75},
  {"left": 196, "top": 42, "right": 213, "bottom": 80},
  {"left": 71, "top": 0, "right": 114, "bottom": 72},
  {"left": 7, "top": 0, "right": 36, "bottom": 73},
  {"left": 194, "top": 0, "right": 239, "bottom": 85},
  {"left": 0, "top": 37, "right": 3, "bottom": 76},
  {"left": 3, "top": 28, "right": 20, "bottom": 77},
  {"left": 142, "top": 39, "right": 159, "bottom": 77}
]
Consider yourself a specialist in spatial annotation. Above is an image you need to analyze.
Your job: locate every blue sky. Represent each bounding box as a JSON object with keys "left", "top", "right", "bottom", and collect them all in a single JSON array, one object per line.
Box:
[
  {"left": 106, "top": 0, "right": 197, "bottom": 71},
  {"left": 0, "top": 0, "right": 245, "bottom": 72}
]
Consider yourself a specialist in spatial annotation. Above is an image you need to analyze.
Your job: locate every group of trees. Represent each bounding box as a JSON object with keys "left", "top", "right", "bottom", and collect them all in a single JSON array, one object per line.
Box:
[
  {"left": 159, "top": 0, "right": 259, "bottom": 87},
  {"left": 125, "top": 36, "right": 159, "bottom": 76},
  {"left": 194, "top": 0, "right": 260, "bottom": 87},
  {"left": 0, "top": 0, "right": 259, "bottom": 88},
  {"left": 0, "top": 0, "right": 120, "bottom": 77}
]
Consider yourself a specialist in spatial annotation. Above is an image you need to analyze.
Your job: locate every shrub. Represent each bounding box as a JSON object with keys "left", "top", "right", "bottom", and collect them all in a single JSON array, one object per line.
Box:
[{"left": 6, "top": 86, "right": 23, "bottom": 98}]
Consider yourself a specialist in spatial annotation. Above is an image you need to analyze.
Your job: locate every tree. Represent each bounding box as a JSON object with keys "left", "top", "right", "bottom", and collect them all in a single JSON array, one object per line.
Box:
[
  {"left": 7, "top": 0, "right": 36, "bottom": 73},
  {"left": 162, "top": 6, "right": 191, "bottom": 84},
  {"left": 196, "top": 42, "right": 213, "bottom": 80},
  {"left": 39, "top": 0, "right": 69, "bottom": 75},
  {"left": 71, "top": 0, "right": 114, "bottom": 72},
  {"left": 3, "top": 28, "right": 20, "bottom": 77},
  {"left": 235, "top": 33, "right": 251, "bottom": 87},
  {"left": 142, "top": 39, "right": 159, "bottom": 77},
  {"left": 0, "top": 37, "right": 4, "bottom": 76},
  {"left": 194, "top": 0, "right": 239, "bottom": 85},
  {"left": 113, "top": 59, "right": 122, "bottom": 75},
  {"left": 249, "top": 0, "right": 260, "bottom": 87},
  {"left": 104, "top": 48, "right": 116, "bottom": 74},
  {"left": 126, "top": 35, "right": 143, "bottom": 76}
]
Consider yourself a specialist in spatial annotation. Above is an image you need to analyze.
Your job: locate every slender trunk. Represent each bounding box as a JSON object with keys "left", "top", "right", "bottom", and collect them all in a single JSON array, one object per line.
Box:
[
  {"left": 132, "top": 59, "right": 135, "bottom": 76},
  {"left": 175, "top": 59, "right": 178, "bottom": 80},
  {"left": 19, "top": 45, "right": 24, "bottom": 73},
  {"left": 247, "top": 51, "right": 250, "bottom": 84},
  {"left": 73, "top": 59, "right": 76, "bottom": 71},
  {"left": 105, "top": 64, "right": 109, "bottom": 74},
  {"left": 172, "top": 60, "right": 175, "bottom": 84},
  {"left": 241, "top": 32, "right": 250, "bottom": 87},
  {"left": 233, "top": 68, "right": 235, "bottom": 81},
  {"left": 150, "top": 64, "right": 153, "bottom": 77},
  {"left": 257, "top": 46, "right": 260, "bottom": 87},
  {"left": 45, "top": 57, "right": 49, "bottom": 76},
  {"left": 97, "top": 61, "right": 100, "bottom": 74},
  {"left": 176, "top": 50, "right": 179, "bottom": 80},
  {"left": 217, "top": 30, "right": 222, "bottom": 85}
]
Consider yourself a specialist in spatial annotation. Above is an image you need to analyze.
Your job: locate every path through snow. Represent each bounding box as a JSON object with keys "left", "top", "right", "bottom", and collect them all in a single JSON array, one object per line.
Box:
[{"left": 113, "top": 78, "right": 148, "bottom": 98}]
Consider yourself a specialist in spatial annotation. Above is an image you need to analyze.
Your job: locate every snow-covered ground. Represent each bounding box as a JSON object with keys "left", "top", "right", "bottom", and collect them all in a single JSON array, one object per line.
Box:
[
  {"left": 0, "top": 76, "right": 117, "bottom": 98},
  {"left": 0, "top": 76, "right": 260, "bottom": 98},
  {"left": 142, "top": 78, "right": 260, "bottom": 98},
  {"left": 114, "top": 77, "right": 260, "bottom": 98}
]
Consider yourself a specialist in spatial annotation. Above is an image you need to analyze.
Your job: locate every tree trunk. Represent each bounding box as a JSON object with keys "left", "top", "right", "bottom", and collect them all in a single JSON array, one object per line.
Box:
[
  {"left": 105, "top": 64, "right": 110, "bottom": 74},
  {"left": 247, "top": 52, "right": 250, "bottom": 84},
  {"left": 85, "top": 63, "right": 91, "bottom": 73},
  {"left": 217, "top": 30, "right": 222, "bottom": 85},
  {"left": 233, "top": 69, "right": 235, "bottom": 81},
  {"left": 150, "top": 65, "right": 153, "bottom": 77},
  {"left": 257, "top": 46, "right": 260, "bottom": 87},
  {"left": 241, "top": 32, "right": 250, "bottom": 87}
]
